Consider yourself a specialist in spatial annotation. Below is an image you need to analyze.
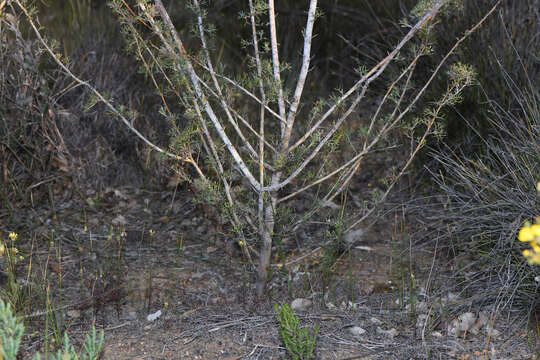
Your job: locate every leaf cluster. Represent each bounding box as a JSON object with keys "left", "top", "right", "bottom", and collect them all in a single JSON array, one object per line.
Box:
[{"left": 274, "top": 303, "right": 319, "bottom": 360}]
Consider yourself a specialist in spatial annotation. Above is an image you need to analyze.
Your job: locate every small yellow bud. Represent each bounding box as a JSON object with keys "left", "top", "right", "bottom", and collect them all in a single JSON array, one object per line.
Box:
[
  {"left": 8, "top": 232, "right": 18, "bottom": 241},
  {"left": 0, "top": 243, "right": 5, "bottom": 256},
  {"left": 238, "top": 241, "right": 245, "bottom": 247}
]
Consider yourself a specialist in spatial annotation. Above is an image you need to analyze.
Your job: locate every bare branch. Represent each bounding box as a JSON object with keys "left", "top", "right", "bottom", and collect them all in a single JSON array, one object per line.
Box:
[
  {"left": 152, "top": 0, "right": 261, "bottom": 191},
  {"left": 288, "top": 0, "right": 448, "bottom": 153},
  {"left": 281, "top": 0, "right": 318, "bottom": 150},
  {"left": 268, "top": 0, "right": 287, "bottom": 136}
]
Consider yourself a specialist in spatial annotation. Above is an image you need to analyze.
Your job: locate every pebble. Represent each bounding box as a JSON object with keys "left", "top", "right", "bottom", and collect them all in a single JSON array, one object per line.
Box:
[
  {"left": 291, "top": 298, "right": 312, "bottom": 311},
  {"left": 348, "top": 326, "right": 366, "bottom": 336}
]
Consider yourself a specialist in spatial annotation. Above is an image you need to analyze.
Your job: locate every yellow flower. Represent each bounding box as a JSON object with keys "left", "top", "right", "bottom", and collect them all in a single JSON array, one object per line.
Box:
[
  {"left": 523, "top": 249, "right": 531, "bottom": 257},
  {"left": 238, "top": 241, "right": 245, "bottom": 247},
  {"left": 8, "top": 232, "right": 18, "bottom": 241},
  {"left": 532, "top": 224, "right": 540, "bottom": 237},
  {"left": 519, "top": 226, "right": 535, "bottom": 242}
]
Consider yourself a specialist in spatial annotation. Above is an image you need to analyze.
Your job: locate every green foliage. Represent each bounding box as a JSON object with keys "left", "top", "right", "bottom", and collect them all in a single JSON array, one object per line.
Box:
[
  {"left": 0, "top": 300, "right": 24, "bottom": 360},
  {"left": 274, "top": 303, "right": 318, "bottom": 360},
  {"left": 0, "top": 299, "right": 105, "bottom": 360}
]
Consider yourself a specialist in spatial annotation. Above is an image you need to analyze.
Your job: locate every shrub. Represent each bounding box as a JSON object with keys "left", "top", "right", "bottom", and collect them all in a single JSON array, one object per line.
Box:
[
  {"left": 275, "top": 303, "right": 318, "bottom": 360},
  {"left": 0, "top": 298, "right": 105, "bottom": 359},
  {"left": 11, "top": 0, "right": 496, "bottom": 295},
  {"left": 425, "top": 59, "right": 539, "bottom": 307}
]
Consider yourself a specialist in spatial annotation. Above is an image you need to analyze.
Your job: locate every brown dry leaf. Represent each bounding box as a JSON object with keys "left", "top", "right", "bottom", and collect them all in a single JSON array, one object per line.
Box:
[
  {"left": 49, "top": 261, "right": 61, "bottom": 274},
  {"left": 168, "top": 173, "right": 182, "bottom": 188},
  {"left": 158, "top": 216, "right": 169, "bottom": 224}
]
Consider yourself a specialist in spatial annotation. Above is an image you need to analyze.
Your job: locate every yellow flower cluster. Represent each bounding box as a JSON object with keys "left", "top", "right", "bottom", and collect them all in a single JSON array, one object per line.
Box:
[
  {"left": 519, "top": 221, "right": 540, "bottom": 265},
  {"left": 0, "top": 232, "right": 23, "bottom": 264}
]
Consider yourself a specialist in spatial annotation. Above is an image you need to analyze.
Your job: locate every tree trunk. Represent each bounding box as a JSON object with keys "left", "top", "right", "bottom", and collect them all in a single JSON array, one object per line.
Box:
[{"left": 256, "top": 197, "right": 276, "bottom": 296}]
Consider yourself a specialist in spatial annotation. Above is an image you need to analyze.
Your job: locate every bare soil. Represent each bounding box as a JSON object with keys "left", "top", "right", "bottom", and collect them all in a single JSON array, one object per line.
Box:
[{"left": 5, "top": 184, "right": 535, "bottom": 360}]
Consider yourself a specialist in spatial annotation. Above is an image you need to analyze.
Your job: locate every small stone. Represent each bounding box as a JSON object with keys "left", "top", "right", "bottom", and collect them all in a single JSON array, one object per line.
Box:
[
  {"left": 477, "top": 311, "right": 489, "bottom": 326},
  {"left": 112, "top": 215, "right": 128, "bottom": 225},
  {"left": 291, "top": 298, "right": 312, "bottom": 312},
  {"left": 147, "top": 310, "right": 162, "bottom": 322},
  {"left": 370, "top": 317, "right": 383, "bottom": 325},
  {"left": 344, "top": 229, "right": 365, "bottom": 244},
  {"left": 448, "top": 312, "right": 477, "bottom": 337},
  {"left": 457, "top": 312, "right": 476, "bottom": 333},
  {"left": 67, "top": 309, "right": 80, "bottom": 318},
  {"left": 126, "top": 310, "right": 137, "bottom": 320},
  {"left": 348, "top": 326, "right": 366, "bottom": 336},
  {"left": 431, "top": 331, "right": 443, "bottom": 338},
  {"left": 377, "top": 327, "right": 398, "bottom": 338}
]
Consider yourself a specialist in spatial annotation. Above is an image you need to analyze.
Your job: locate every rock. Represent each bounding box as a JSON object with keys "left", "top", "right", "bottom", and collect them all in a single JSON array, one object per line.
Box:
[
  {"left": 291, "top": 298, "right": 312, "bottom": 312},
  {"left": 377, "top": 327, "right": 398, "bottom": 338},
  {"left": 448, "top": 312, "right": 476, "bottom": 336},
  {"left": 67, "top": 309, "right": 80, "bottom": 318},
  {"left": 457, "top": 312, "right": 476, "bottom": 333},
  {"left": 112, "top": 215, "right": 128, "bottom": 225},
  {"left": 470, "top": 312, "right": 489, "bottom": 335},
  {"left": 146, "top": 310, "right": 162, "bottom": 322},
  {"left": 344, "top": 229, "right": 365, "bottom": 244},
  {"left": 348, "top": 326, "right": 366, "bottom": 336},
  {"left": 370, "top": 317, "right": 383, "bottom": 325},
  {"left": 126, "top": 310, "right": 138, "bottom": 320}
]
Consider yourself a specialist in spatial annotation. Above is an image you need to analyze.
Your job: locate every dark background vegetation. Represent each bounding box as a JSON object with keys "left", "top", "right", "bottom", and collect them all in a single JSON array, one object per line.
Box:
[{"left": 0, "top": 0, "right": 538, "bottom": 356}]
